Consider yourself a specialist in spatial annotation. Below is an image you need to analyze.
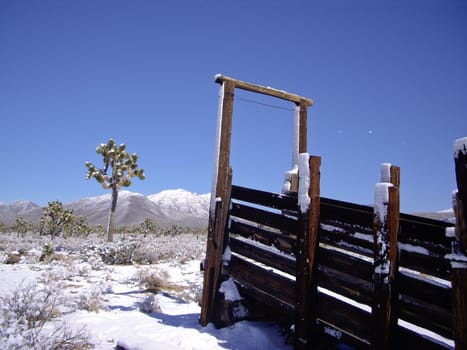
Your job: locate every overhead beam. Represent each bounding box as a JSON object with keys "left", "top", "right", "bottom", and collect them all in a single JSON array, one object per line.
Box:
[{"left": 215, "top": 74, "right": 313, "bottom": 106}]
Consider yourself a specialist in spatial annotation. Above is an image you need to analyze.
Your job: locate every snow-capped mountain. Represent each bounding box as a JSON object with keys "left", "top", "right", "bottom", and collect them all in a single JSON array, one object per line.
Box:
[
  {"left": 0, "top": 190, "right": 210, "bottom": 228},
  {"left": 148, "top": 189, "right": 210, "bottom": 225},
  {"left": 0, "top": 200, "right": 42, "bottom": 226}
]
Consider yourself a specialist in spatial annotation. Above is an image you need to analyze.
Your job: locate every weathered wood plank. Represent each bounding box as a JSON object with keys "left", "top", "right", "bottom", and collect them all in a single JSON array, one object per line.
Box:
[
  {"left": 320, "top": 197, "right": 374, "bottom": 230},
  {"left": 320, "top": 222, "right": 374, "bottom": 257},
  {"left": 214, "top": 74, "right": 313, "bottom": 106},
  {"left": 316, "top": 291, "right": 372, "bottom": 344},
  {"left": 229, "top": 236, "right": 296, "bottom": 276},
  {"left": 200, "top": 80, "right": 235, "bottom": 326},
  {"left": 398, "top": 271, "right": 452, "bottom": 310},
  {"left": 399, "top": 249, "right": 451, "bottom": 280},
  {"left": 399, "top": 294, "right": 454, "bottom": 340},
  {"left": 230, "top": 218, "right": 297, "bottom": 255},
  {"left": 294, "top": 155, "right": 321, "bottom": 350},
  {"left": 397, "top": 326, "right": 453, "bottom": 350},
  {"left": 452, "top": 136, "right": 467, "bottom": 350},
  {"left": 235, "top": 283, "right": 295, "bottom": 321},
  {"left": 318, "top": 245, "right": 374, "bottom": 282},
  {"left": 230, "top": 255, "right": 296, "bottom": 306},
  {"left": 316, "top": 320, "right": 371, "bottom": 350},
  {"left": 231, "top": 185, "right": 298, "bottom": 212},
  {"left": 399, "top": 213, "right": 453, "bottom": 253},
  {"left": 371, "top": 164, "right": 400, "bottom": 350},
  {"left": 230, "top": 201, "right": 300, "bottom": 234},
  {"left": 318, "top": 264, "right": 373, "bottom": 306}
]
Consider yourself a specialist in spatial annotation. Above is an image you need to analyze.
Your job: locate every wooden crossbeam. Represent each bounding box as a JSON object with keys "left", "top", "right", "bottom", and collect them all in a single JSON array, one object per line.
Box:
[{"left": 215, "top": 74, "right": 314, "bottom": 106}]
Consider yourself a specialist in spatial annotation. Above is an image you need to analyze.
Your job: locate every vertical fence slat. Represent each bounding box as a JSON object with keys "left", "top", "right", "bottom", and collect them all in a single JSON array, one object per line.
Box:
[
  {"left": 294, "top": 155, "right": 321, "bottom": 350},
  {"left": 200, "top": 80, "right": 235, "bottom": 326},
  {"left": 372, "top": 164, "right": 400, "bottom": 350},
  {"left": 452, "top": 137, "right": 467, "bottom": 350}
]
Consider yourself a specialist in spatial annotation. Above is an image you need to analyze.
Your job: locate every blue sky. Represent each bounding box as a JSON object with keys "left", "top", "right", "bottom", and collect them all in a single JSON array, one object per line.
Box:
[{"left": 1, "top": 0, "right": 466, "bottom": 213}]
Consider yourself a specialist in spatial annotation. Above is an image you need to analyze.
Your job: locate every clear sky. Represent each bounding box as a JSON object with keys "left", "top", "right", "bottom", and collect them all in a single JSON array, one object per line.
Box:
[{"left": 1, "top": 0, "right": 466, "bottom": 213}]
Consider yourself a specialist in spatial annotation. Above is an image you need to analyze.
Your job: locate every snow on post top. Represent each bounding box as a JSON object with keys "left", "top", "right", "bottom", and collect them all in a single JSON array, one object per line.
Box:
[
  {"left": 454, "top": 137, "right": 467, "bottom": 159},
  {"left": 380, "top": 163, "right": 392, "bottom": 183},
  {"left": 374, "top": 182, "right": 393, "bottom": 223}
]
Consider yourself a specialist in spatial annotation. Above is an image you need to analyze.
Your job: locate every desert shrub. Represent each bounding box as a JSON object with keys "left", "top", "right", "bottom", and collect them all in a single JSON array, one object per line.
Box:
[
  {"left": 83, "top": 241, "right": 138, "bottom": 265},
  {"left": 138, "top": 294, "right": 161, "bottom": 314},
  {"left": 78, "top": 288, "right": 107, "bottom": 313},
  {"left": 40, "top": 243, "right": 55, "bottom": 262},
  {"left": 0, "top": 282, "right": 91, "bottom": 349},
  {"left": 136, "top": 268, "right": 170, "bottom": 292},
  {"left": 162, "top": 224, "right": 184, "bottom": 236},
  {"left": 12, "top": 217, "right": 34, "bottom": 238},
  {"left": 64, "top": 215, "right": 93, "bottom": 238}
]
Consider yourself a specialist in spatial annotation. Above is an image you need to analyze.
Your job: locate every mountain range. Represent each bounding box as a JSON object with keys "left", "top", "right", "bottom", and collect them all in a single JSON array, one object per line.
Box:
[
  {"left": 0, "top": 189, "right": 455, "bottom": 229},
  {"left": 0, "top": 189, "right": 210, "bottom": 228}
]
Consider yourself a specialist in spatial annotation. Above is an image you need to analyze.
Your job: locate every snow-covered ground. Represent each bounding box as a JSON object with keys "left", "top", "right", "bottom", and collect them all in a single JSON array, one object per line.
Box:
[{"left": 0, "top": 232, "right": 291, "bottom": 350}]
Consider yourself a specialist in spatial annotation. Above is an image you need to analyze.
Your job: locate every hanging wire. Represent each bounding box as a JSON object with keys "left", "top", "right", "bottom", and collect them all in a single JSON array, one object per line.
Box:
[{"left": 234, "top": 95, "right": 294, "bottom": 111}]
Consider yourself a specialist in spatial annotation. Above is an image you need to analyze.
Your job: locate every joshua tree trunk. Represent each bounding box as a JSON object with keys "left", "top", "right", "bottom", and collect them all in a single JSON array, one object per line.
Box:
[{"left": 106, "top": 187, "right": 118, "bottom": 242}]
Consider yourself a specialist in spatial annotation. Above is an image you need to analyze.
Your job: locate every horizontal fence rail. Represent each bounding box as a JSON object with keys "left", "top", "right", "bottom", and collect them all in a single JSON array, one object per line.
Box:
[{"left": 224, "top": 184, "right": 457, "bottom": 349}]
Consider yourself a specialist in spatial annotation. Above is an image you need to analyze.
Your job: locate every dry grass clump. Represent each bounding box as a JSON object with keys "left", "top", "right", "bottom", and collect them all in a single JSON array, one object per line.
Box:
[
  {"left": 138, "top": 295, "right": 161, "bottom": 314},
  {"left": 0, "top": 282, "right": 92, "bottom": 349},
  {"left": 135, "top": 268, "right": 186, "bottom": 295}
]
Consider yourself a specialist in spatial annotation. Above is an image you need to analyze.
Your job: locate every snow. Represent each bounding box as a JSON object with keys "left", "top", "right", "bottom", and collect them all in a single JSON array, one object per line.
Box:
[
  {"left": 210, "top": 81, "right": 225, "bottom": 216},
  {"left": 222, "top": 245, "right": 231, "bottom": 262},
  {"left": 445, "top": 227, "right": 456, "bottom": 238},
  {"left": 380, "top": 163, "right": 392, "bottom": 183},
  {"left": 282, "top": 166, "right": 298, "bottom": 194},
  {"left": 454, "top": 137, "right": 467, "bottom": 159},
  {"left": 148, "top": 189, "right": 210, "bottom": 218},
  {"left": 218, "top": 278, "right": 241, "bottom": 302},
  {"left": 298, "top": 153, "right": 310, "bottom": 213},
  {"left": 292, "top": 105, "right": 300, "bottom": 166},
  {"left": 398, "top": 242, "right": 431, "bottom": 255},
  {"left": 0, "top": 233, "right": 291, "bottom": 350},
  {"left": 374, "top": 182, "right": 392, "bottom": 223}
]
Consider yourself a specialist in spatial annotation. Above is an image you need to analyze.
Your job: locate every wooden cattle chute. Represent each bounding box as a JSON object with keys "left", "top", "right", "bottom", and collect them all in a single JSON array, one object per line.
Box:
[{"left": 200, "top": 75, "right": 467, "bottom": 350}]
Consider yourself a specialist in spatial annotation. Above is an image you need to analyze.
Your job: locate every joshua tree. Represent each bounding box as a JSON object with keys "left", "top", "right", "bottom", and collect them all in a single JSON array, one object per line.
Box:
[
  {"left": 140, "top": 217, "right": 161, "bottom": 237},
  {"left": 40, "top": 201, "right": 74, "bottom": 239},
  {"left": 85, "top": 138, "right": 145, "bottom": 242},
  {"left": 13, "top": 216, "right": 34, "bottom": 237}
]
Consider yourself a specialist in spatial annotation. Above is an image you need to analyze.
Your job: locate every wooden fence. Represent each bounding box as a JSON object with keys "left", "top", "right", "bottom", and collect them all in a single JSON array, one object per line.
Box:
[{"left": 201, "top": 152, "right": 467, "bottom": 350}]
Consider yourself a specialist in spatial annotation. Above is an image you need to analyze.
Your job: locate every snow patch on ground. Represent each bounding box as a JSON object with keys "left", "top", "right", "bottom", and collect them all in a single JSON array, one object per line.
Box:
[{"left": 0, "top": 233, "right": 291, "bottom": 350}]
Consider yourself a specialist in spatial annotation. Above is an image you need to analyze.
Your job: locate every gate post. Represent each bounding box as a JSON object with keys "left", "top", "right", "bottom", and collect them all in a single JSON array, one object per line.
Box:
[
  {"left": 372, "top": 163, "right": 400, "bottom": 350},
  {"left": 452, "top": 137, "right": 467, "bottom": 350},
  {"left": 295, "top": 154, "right": 321, "bottom": 350},
  {"left": 200, "top": 79, "right": 235, "bottom": 326}
]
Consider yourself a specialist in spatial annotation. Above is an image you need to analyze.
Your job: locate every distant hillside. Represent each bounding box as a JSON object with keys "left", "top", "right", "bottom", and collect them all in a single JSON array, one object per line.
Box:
[
  {"left": 0, "top": 201, "right": 42, "bottom": 226},
  {"left": 0, "top": 189, "right": 210, "bottom": 228}
]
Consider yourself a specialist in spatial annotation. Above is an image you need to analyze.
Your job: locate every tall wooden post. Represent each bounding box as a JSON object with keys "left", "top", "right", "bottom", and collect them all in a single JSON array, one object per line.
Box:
[
  {"left": 452, "top": 137, "right": 467, "bottom": 350},
  {"left": 295, "top": 154, "right": 321, "bottom": 350},
  {"left": 372, "top": 163, "right": 400, "bottom": 350},
  {"left": 200, "top": 80, "right": 235, "bottom": 326}
]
